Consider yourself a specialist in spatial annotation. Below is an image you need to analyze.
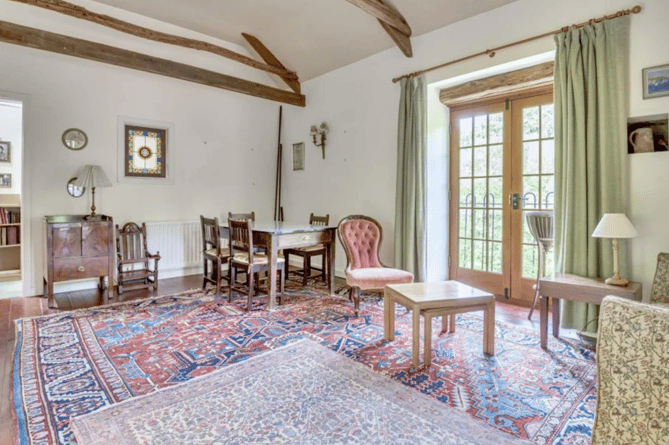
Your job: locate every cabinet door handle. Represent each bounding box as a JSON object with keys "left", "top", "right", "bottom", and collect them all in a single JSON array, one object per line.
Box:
[{"left": 77, "top": 266, "right": 85, "bottom": 272}]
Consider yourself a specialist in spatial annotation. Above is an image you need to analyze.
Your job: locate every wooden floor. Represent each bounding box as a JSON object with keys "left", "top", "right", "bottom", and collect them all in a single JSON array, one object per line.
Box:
[{"left": 0, "top": 274, "right": 542, "bottom": 444}]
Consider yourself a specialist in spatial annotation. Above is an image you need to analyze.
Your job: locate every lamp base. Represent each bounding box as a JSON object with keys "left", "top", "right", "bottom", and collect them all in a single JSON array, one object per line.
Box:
[{"left": 605, "top": 276, "right": 629, "bottom": 287}]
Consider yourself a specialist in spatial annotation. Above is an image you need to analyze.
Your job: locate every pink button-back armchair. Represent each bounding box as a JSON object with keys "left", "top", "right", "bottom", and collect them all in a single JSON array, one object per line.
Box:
[{"left": 338, "top": 215, "right": 414, "bottom": 316}]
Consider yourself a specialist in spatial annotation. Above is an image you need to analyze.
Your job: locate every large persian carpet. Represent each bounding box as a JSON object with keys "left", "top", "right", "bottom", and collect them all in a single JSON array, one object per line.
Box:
[
  {"left": 70, "top": 339, "right": 531, "bottom": 445},
  {"left": 13, "top": 280, "right": 596, "bottom": 445}
]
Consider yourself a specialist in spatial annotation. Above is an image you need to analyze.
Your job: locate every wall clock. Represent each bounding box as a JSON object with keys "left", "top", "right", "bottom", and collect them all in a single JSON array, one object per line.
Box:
[
  {"left": 66, "top": 177, "right": 85, "bottom": 197},
  {"left": 62, "top": 128, "right": 88, "bottom": 150}
]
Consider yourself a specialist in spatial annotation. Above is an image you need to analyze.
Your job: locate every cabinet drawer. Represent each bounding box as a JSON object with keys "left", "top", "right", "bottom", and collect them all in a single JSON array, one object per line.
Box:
[{"left": 54, "top": 257, "right": 109, "bottom": 281}]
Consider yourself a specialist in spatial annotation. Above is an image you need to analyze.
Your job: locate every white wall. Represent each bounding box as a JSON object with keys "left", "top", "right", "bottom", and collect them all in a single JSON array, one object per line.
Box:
[
  {"left": 0, "top": 0, "right": 285, "bottom": 296},
  {"left": 282, "top": 0, "right": 669, "bottom": 296},
  {"left": 0, "top": 101, "right": 22, "bottom": 194}
]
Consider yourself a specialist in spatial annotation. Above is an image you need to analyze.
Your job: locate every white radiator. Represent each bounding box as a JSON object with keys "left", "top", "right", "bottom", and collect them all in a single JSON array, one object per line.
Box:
[{"left": 145, "top": 220, "right": 203, "bottom": 278}]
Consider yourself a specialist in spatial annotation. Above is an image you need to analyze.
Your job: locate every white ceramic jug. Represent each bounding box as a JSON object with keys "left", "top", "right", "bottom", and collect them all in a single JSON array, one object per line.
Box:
[{"left": 629, "top": 127, "right": 654, "bottom": 153}]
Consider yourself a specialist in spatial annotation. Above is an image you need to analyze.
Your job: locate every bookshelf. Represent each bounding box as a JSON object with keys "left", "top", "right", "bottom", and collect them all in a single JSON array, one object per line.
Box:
[{"left": 0, "top": 193, "right": 21, "bottom": 282}]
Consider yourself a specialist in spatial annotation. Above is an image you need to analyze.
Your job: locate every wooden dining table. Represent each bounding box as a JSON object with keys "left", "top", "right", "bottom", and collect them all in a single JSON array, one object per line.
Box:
[{"left": 220, "top": 221, "right": 337, "bottom": 310}]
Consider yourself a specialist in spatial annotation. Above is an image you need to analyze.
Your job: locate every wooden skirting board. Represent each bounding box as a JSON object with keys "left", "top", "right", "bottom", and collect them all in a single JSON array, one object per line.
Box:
[{"left": 0, "top": 20, "right": 306, "bottom": 107}]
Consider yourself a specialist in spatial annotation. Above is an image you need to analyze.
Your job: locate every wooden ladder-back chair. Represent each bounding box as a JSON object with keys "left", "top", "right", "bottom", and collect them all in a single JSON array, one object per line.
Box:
[
  {"left": 200, "top": 215, "right": 231, "bottom": 296},
  {"left": 228, "top": 211, "right": 255, "bottom": 222},
  {"left": 285, "top": 213, "right": 330, "bottom": 285},
  {"left": 115, "top": 222, "right": 160, "bottom": 296},
  {"left": 228, "top": 217, "right": 285, "bottom": 310},
  {"left": 338, "top": 215, "right": 414, "bottom": 316}
]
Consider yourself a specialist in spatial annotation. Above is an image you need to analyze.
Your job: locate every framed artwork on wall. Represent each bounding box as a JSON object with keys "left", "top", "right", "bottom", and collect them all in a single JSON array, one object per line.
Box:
[
  {"left": 292, "top": 142, "right": 305, "bottom": 170},
  {"left": 642, "top": 63, "right": 669, "bottom": 99},
  {"left": 0, "top": 141, "right": 10, "bottom": 163},
  {"left": 0, "top": 174, "right": 11, "bottom": 188},
  {"left": 117, "top": 116, "right": 175, "bottom": 184}
]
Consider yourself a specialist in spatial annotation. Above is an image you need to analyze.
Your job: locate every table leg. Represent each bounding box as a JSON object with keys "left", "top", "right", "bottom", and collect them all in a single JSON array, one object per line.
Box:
[
  {"left": 449, "top": 314, "right": 456, "bottom": 333},
  {"left": 484, "top": 301, "right": 495, "bottom": 356},
  {"left": 384, "top": 289, "right": 395, "bottom": 341},
  {"left": 412, "top": 307, "right": 420, "bottom": 368},
  {"left": 540, "top": 295, "right": 548, "bottom": 349},
  {"left": 424, "top": 312, "right": 432, "bottom": 367},
  {"left": 267, "top": 235, "right": 278, "bottom": 310},
  {"left": 552, "top": 297, "right": 560, "bottom": 338},
  {"left": 327, "top": 230, "right": 336, "bottom": 295}
]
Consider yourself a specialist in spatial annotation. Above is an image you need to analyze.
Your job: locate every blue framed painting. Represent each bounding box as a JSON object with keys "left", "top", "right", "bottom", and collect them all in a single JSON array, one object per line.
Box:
[{"left": 643, "top": 63, "right": 669, "bottom": 100}]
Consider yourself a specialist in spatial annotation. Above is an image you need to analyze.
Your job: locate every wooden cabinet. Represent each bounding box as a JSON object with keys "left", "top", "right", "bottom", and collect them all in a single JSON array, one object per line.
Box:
[{"left": 44, "top": 215, "right": 114, "bottom": 308}]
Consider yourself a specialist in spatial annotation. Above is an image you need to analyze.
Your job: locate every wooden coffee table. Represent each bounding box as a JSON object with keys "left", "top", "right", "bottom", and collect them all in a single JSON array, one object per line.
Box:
[{"left": 384, "top": 281, "right": 496, "bottom": 368}]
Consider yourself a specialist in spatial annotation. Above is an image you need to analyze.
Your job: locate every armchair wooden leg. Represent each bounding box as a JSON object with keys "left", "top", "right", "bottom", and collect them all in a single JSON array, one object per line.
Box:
[
  {"left": 353, "top": 286, "right": 361, "bottom": 317},
  {"left": 228, "top": 267, "right": 236, "bottom": 303},
  {"left": 203, "top": 259, "right": 209, "bottom": 290},
  {"left": 304, "top": 256, "right": 311, "bottom": 286},
  {"left": 215, "top": 260, "right": 222, "bottom": 297}
]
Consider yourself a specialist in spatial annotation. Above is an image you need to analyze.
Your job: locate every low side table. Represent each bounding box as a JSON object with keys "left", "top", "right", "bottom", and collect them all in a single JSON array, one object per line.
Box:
[
  {"left": 384, "top": 281, "right": 496, "bottom": 368},
  {"left": 539, "top": 273, "right": 642, "bottom": 349}
]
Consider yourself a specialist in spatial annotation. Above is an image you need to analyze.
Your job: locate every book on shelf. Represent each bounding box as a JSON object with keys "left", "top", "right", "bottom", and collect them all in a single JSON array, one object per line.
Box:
[
  {"left": 0, "top": 226, "right": 20, "bottom": 246},
  {"left": 0, "top": 207, "right": 20, "bottom": 224}
]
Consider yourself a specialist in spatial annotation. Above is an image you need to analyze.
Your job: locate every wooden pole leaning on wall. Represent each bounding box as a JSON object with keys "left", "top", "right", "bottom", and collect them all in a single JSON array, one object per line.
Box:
[
  {"left": 391, "top": 5, "right": 642, "bottom": 83},
  {"left": 0, "top": 20, "right": 306, "bottom": 107},
  {"left": 9, "top": 0, "right": 299, "bottom": 83}
]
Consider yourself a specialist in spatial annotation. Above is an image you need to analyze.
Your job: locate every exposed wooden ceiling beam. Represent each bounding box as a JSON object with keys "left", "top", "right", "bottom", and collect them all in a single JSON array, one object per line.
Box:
[
  {"left": 242, "top": 33, "right": 300, "bottom": 94},
  {"left": 346, "top": 0, "right": 413, "bottom": 58},
  {"left": 344, "top": 0, "right": 411, "bottom": 36},
  {"left": 9, "top": 0, "right": 299, "bottom": 81},
  {"left": 0, "top": 20, "right": 305, "bottom": 107}
]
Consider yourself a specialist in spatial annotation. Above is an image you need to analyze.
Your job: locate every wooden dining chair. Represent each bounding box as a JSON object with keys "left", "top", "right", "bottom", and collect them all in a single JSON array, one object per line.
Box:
[
  {"left": 228, "top": 211, "right": 255, "bottom": 221},
  {"left": 200, "top": 215, "right": 231, "bottom": 296},
  {"left": 284, "top": 213, "right": 329, "bottom": 285},
  {"left": 228, "top": 217, "right": 285, "bottom": 310},
  {"left": 115, "top": 222, "right": 160, "bottom": 296}
]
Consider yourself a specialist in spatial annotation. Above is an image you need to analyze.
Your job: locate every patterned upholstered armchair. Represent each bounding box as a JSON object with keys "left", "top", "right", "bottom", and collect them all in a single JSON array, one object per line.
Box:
[
  {"left": 592, "top": 253, "right": 669, "bottom": 445},
  {"left": 338, "top": 215, "right": 414, "bottom": 316}
]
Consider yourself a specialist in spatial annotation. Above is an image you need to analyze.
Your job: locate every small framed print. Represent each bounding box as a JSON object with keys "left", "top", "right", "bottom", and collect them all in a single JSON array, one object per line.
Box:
[
  {"left": 292, "top": 142, "right": 305, "bottom": 171},
  {"left": 0, "top": 174, "right": 11, "bottom": 188},
  {"left": 0, "top": 141, "right": 10, "bottom": 163},
  {"left": 643, "top": 63, "right": 669, "bottom": 99}
]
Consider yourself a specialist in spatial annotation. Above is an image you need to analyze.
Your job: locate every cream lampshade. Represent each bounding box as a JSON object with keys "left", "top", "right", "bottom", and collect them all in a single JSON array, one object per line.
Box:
[
  {"left": 592, "top": 213, "right": 638, "bottom": 286},
  {"left": 72, "top": 165, "right": 112, "bottom": 219}
]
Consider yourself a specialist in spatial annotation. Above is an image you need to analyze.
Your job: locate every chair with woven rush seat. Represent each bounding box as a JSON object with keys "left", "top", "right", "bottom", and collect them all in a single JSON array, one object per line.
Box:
[
  {"left": 338, "top": 215, "right": 414, "bottom": 316},
  {"left": 526, "top": 211, "right": 554, "bottom": 319},
  {"left": 228, "top": 217, "right": 285, "bottom": 310},
  {"left": 200, "top": 215, "right": 231, "bottom": 297},
  {"left": 284, "top": 213, "right": 329, "bottom": 285},
  {"left": 115, "top": 222, "right": 160, "bottom": 296}
]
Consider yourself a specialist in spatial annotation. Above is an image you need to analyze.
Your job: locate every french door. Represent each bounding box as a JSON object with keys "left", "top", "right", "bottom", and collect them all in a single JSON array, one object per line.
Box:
[{"left": 449, "top": 91, "right": 554, "bottom": 304}]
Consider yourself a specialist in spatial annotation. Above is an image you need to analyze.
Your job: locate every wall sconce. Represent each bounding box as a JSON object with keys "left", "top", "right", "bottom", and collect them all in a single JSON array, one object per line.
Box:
[{"left": 310, "top": 122, "right": 329, "bottom": 159}]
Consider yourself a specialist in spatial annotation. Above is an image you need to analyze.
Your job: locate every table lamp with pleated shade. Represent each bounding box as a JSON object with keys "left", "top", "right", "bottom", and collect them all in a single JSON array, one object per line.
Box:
[
  {"left": 72, "top": 165, "right": 112, "bottom": 219},
  {"left": 592, "top": 213, "right": 638, "bottom": 286}
]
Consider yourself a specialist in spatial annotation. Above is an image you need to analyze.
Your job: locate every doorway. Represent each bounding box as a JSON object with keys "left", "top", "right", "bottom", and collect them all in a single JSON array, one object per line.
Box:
[
  {"left": 449, "top": 91, "right": 554, "bottom": 305},
  {"left": 0, "top": 98, "right": 23, "bottom": 298}
]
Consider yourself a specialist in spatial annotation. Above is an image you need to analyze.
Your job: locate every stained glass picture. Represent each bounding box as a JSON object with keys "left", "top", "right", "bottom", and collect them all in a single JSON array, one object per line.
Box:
[{"left": 124, "top": 125, "right": 167, "bottom": 178}]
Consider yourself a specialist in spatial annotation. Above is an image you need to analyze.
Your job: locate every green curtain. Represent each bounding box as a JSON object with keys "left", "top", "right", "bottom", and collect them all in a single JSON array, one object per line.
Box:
[
  {"left": 554, "top": 16, "right": 630, "bottom": 332},
  {"left": 394, "top": 76, "right": 427, "bottom": 281}
]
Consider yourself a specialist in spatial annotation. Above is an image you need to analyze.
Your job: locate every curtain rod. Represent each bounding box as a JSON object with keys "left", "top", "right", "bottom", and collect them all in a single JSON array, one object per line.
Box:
[{"left": 392, "top": 5, "right": 641, "bottom": 83}]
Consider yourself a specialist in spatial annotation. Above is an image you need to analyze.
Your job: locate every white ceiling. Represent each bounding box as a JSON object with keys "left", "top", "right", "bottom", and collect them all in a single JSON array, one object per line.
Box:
[{"left": 92, "top": 0, "right": 518, "bottom": 82}]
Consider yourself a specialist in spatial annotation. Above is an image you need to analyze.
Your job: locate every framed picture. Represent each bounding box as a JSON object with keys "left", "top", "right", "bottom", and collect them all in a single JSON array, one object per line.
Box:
[
  {"left": 643, "top": 63, "right": 669, "bottom": 99},
  {"left": 0, "top": 174, "right": 11, "bottom": 188},
  {"left": 0, "top": 141, "right": 10, "bottom": 163},
  {"left": 117, "top": 116, "right": 174, "bottom": 184},
  {"left": 292, "top": 142, "right": 305, "bottom": 171},
  {"left": 627, "top": 114, "right": 668, "bottom": 154}
]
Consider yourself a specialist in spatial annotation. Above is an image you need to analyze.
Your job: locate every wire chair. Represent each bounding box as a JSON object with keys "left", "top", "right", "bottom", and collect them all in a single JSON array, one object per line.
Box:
[{"left": 526, "top": 211, "right": 554, "bottom": 319}]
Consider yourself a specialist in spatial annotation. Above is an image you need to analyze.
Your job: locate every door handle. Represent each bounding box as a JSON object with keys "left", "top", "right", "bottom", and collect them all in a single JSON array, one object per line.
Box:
[{"left": 510, "top": 193, "right": 521, "bottom": 210}]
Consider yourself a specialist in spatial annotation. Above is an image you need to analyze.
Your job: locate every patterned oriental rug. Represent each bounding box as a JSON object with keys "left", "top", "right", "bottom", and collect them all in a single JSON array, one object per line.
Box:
[
  {"left": 70, "top": 339, "right": 532, "bottom": 445},
  {"left": 13, "top": 280, "right": 597, "bottom": 445}
]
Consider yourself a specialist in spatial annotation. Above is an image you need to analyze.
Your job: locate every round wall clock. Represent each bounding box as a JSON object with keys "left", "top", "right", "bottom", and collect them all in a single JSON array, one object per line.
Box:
[
  {"left": 67, "top": 177, "right": 85, "bottom": 198},
  {"left": 62, "top": 128, "right": 88, "bottom": 150}
]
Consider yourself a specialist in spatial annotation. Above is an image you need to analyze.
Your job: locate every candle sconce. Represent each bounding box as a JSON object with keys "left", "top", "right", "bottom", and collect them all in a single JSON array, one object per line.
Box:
[{"left": 310, "top": 122, "right": 329, "bottom": 159}]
